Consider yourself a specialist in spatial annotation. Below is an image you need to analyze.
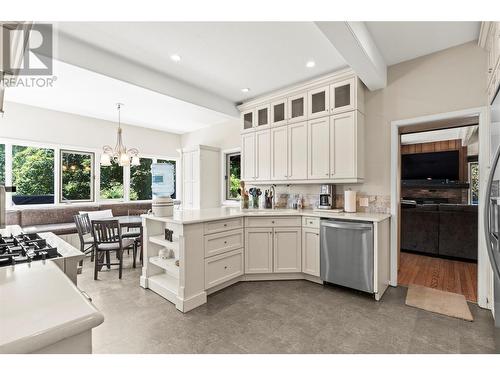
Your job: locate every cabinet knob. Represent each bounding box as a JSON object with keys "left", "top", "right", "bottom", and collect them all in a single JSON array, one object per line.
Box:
[
  {"left": 224, "top": 224, "right": 227, "bottom": 227},
  {"left": 224, "top": 266, "right": 228, "bottom": 269},
  {"left": 489, "top": 68, "right": 493, "bottom": 73},
  {"left": 224, "top": 241, "right": 227, "bottom": 244},
  {"left": 271, "top": 221, "right": 275, "bottom": 224},
  {"left": 325, "top": 173, "right": 329, "bottom": 176}
]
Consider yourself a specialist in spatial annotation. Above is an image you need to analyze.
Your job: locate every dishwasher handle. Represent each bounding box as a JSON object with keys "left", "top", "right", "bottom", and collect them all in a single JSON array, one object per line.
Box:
[{"left": 321, "top": 220, "right": 373, "bottom": 230}]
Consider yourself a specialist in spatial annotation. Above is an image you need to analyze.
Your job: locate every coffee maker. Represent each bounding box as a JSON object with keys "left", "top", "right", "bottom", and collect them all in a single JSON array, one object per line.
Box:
[{"left": 318, "top": 184, "right": 335, "bottom": 209}]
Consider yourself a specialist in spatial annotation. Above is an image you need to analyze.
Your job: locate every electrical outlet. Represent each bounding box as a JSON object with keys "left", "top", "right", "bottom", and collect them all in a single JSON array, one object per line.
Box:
[{"left": 359, "top": 197, "right": 369, "bottom": 207}]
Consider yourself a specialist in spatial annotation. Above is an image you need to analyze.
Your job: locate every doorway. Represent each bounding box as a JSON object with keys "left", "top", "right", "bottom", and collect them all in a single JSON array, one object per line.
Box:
[{"left": 390, "top": 107, "right": 493, "bottom": 310}]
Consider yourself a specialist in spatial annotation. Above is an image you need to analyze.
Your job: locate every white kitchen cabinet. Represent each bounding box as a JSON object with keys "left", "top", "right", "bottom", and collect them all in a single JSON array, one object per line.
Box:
[
  {"left": 255, "top": 129, "right": 271, "bottom": 181},
  {"left": 271, "top": 125, "right": 288, "bottom": 180},
  {"left": 182, "top": 145, "right": 220, "bottom": 209},
  {"left": 271, "top": 99, "right": 287, "bottom": 127},
  {"left": 245, "top": 228, "right": 273, "bottom": 274},
  {"left": 308, "top": 85, "right": 330, "bottom": 119},
  {"left": 241, "top": 109, "right": 255, "bottom": 133},
  {"left": 330, "top": 77, "right": 355, "bottom": 114},
  {"left": 288, "top": 92, "right": 307, "bottom": 123},
  {"left": 273, "top": 227, "right": 301, "bottom": 273},
  {"left": 307, "top": 117, "right": 330, "bottom": 179},
  {"left": 256, "top": 104, "right": 271, "bottom": 130},
  {"left": 302, "top": 227, "right": 320, "bottom": 277},
  {"left": 287, "top": 121, "right": 308, "bottom": 180},
  {"left": 241, "top": 132, "right": 256, "bottom": 181},
  {"left": 330, "top": 111, "right": 364, "bottom": 181}
]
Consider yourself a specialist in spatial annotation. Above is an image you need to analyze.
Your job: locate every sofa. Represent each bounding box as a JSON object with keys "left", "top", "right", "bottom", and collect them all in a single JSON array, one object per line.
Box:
[
  {"left": 6, "top": 202, "right": 152, "bottom": 235},
  {"left": 401, "top": 203, "right": 478, "bottom": 261}
]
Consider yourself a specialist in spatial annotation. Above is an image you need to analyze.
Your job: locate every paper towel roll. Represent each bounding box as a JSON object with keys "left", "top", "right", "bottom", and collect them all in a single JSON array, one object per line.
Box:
[{"left": 344, "top": 190, "right": 357, "bottom": 213}]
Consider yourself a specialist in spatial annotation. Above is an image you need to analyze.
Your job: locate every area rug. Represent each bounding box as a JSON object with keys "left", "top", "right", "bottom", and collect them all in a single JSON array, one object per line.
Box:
[{"left": 405, "top": 284, "right": 473, "bottom": 321}]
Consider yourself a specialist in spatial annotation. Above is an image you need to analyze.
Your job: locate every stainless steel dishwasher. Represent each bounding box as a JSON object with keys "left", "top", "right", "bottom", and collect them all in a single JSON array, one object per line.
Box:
[{"left": 320, "top": 219, "right": 374, "bottom": 293}]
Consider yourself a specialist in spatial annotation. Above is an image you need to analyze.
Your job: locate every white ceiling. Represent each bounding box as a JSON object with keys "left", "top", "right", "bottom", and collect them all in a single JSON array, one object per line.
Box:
[
  {"left": 365, "top": 22, "right": 480, "bottom": 66},
  {"left": 5, "top": 59, "right": 233, "bottom": 134},
  {"left": 54, "top": 22, "right": 348, "bottom": 103}
]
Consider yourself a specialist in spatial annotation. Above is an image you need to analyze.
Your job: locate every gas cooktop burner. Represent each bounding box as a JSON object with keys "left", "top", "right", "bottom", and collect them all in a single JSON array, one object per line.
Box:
[{"left": 0, "top": 233, "right": 61, "bottom": 267}]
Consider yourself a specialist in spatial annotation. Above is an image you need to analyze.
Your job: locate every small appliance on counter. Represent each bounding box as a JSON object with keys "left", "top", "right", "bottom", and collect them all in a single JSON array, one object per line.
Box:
[
  {"left": 318, "top": 184, "right": 335, "bottom": 209},
  {"left": 152, "top": 196, "right": 174, "bottom": 217}
]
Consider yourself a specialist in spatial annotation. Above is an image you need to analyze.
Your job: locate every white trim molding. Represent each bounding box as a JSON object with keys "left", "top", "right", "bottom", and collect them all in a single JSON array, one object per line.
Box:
[{"left": 390, "top": 107, "right": 492, "bottom": 311}]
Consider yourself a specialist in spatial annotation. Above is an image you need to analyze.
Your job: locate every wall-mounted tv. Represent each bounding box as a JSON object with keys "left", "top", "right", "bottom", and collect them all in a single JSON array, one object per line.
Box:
[{"left": 401, "top": 150, "right": 460, "bottom": 181}]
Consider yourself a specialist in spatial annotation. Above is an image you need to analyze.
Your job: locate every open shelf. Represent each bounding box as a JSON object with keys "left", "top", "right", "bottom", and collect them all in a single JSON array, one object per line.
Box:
[
  {"left": 149, "top": 256, "right": 179, "bottom": 278},
  {"left": 149, "top": 235, "right": 180, "bottom": 251},
  {"left": 148, "top": 273, "right": 179, "bottom": 300}
]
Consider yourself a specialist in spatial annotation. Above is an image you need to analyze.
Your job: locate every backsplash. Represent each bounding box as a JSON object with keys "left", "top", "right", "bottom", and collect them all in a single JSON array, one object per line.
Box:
[{"left": 246, "top": 184, "right": 390, "bottom": 214}]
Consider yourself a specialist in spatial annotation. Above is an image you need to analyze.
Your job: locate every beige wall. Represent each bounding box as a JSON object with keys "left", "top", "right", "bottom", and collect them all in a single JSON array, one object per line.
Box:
[
  {"left": 347, "top": 41, "right": 487, "bottom": 195},
  {"left": 0, "top": 101, "right": 181, "bottom": 158}
]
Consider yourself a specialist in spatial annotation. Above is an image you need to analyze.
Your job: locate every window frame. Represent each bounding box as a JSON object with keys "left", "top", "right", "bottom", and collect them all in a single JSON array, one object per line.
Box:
[
  {"left": 0, "top": 137, "right": 178, "bottom": 208},
  {"left": 59, "top": 149, "right": 95, "bottom": 203},
  {"left": 221, "top": 148, "right": 241, "bottom": 206}
]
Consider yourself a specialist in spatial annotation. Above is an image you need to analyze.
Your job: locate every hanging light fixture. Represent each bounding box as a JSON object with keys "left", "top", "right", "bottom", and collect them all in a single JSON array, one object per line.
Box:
[{"left": 100, "top": 103, "right": 140, "bottom": 167}]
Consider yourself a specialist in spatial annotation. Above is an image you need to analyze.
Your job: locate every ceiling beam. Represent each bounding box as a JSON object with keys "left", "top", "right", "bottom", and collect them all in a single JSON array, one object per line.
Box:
[
  {"left": 43, "top": 25, "right": 239, "bottom": 118},
  {"left": 315, "top": 21, "right": 387, "bottom": 91}
]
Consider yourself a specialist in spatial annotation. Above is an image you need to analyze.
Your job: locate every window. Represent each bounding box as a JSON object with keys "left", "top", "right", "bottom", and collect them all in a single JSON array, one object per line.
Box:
[
  {"left": 100, "top": 163, "right": 124, "bottom": 199},
  {"left": 469, "top": 161, "right": 479, "bottom": 205},
  {"left": 225, "top": 152, "right": 241, "bottom": 200},
  {"left": 60, "top": 150, "right": 94, "bottom": 202},
  {"left": 157, "top": 159, "right": 176, "bottom": 199},
  {"left": 130, "top": 158, "right": 152, "bottom": 201},
  {"left": 11, "top": 145, "right": 55, "bottom": 205},
  {"left": 0, "top": 144, "right": 5, "bottom": 184}
]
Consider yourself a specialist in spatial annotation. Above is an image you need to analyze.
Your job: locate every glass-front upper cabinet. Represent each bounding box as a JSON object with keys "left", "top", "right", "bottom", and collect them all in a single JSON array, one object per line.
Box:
[
  {"left": 308, "top": 85, "right": 330, "bottom": 119},
  {"left": 256, "top": 104, "right": 270, "bottom": 129},
  {"left": 241, "top": 109, "right": 255, "bottom": 132},
  {"left": 271, "top": 99, "right": 287, "bottom": 127},
  {"left": 330, "top": 77, "right": 355, "bottom": 114},
  {"left": 287, "top": 93, "right": 307, "bottom": 123}
]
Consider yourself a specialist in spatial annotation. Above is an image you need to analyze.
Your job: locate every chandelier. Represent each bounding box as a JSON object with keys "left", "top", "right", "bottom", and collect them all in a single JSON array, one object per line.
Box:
[{"left": 100, "top": 103, "right": 140, "bottom": 167}]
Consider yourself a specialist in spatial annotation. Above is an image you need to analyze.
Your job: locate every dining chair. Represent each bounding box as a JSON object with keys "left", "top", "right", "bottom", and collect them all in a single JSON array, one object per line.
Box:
[
  {"left": 91, "top": 219, "right": 136, "bottom": 280},
  {"left": 74, "top": 213, "right": 95, "bottom": 263}
]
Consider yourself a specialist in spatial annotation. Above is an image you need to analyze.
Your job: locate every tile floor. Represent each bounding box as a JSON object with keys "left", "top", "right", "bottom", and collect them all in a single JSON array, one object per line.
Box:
[{"left": 78, "top": 254, "right": 498, "bottom": 354}]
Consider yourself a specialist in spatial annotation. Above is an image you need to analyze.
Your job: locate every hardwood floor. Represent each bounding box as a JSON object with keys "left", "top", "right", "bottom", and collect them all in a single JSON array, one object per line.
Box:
[{"left": 398, "top": 252, "right": 478, "bottom": 302}]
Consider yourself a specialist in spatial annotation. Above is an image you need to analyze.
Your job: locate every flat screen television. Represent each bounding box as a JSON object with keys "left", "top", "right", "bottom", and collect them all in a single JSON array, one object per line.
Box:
[{"left": 402, "top": 150, "right": 460, "bottom": 181}]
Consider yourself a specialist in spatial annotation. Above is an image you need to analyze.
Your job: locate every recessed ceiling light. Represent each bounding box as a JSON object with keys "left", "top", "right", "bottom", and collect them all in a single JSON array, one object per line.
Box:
[
  {"left": 241, "top": 88, "right": 250, "bottom": 93},
  {"left": 306, "top": 60, "right": 316, "bottom": 68},
  {"left": 170, "top": 54, "right": 181, "bottom": 62}
]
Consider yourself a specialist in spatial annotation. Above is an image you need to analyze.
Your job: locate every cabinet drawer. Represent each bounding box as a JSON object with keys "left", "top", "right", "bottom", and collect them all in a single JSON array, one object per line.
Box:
[
  {"left": 205, "top": 249, "right": 244, "bottom": 289},
  {"left": 245, "top": 216, "right": 301, "bottom": 228},
  {"left": 302, "top": 216, "right": 320, "bottom": 229},
  {"left": 204, "top": 229, "right": 244, "bottom": 258},
  {"left": 204, "top": 217, "right": 243, "bottom": 235}
]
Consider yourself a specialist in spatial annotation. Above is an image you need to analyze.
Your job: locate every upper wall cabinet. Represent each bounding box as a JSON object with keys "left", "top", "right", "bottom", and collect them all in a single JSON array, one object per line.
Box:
[
  {"left": 308, "top": 85, "right": 330, "bottom": 119},
  {"left": 256, "top": 104, "right": 270, "bottom": 130},
  {"left": 238, "top": 70, "right": 365, "bottom": 184},
  {"left": 241, "top": 110, "right": 255, "bottom": 133},
  {"left": 288, "top": 93, "right": 308, "bottom": 123},
  {"left": 271, "top": 99, "right": 287, "bottom": 127},
  {"left": 331, "top": 78, "right": 355, "bottom": 114}
]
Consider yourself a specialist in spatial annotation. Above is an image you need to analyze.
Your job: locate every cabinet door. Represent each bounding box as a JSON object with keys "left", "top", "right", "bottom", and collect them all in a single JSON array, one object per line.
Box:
[
  {"left": 287, "top": 93, "right": 307, "bottom": 123},
  {"left": 330, "top": 111, "right": 355, "bottom": 179},
  {"left": 241, "top": 109, "right": 255, "bottom": 132},
  {"left": 271, "top": 99, "right": 287, "bottom": 127},
  {"left": 255, "top": 129, "right": 271, "bottom": 181},
  {"left": 273, "top": 228, "right": 301, "bottom": 273},
  {"left": 330, "top": 78, "right": 355, "bottom": 114},
  {"left": 308, "top": 85, "right": 330, "bottom": 119},
  {"left": 288, "top": 121, "right": 308, "bottom": 180},
  {"left": 271, "top": 126, "right": 288, "bottom": 180},
  {"left": 241, "top": 133, "right": 255, "bottom": 181},
  {"left": 307, "top": 117, "right": 330, "bottom": 179},
  {"left": 256, "top": 104, "right": 270, "bottom": 129},
  {"left": 302, "top": 228, "right": 320, "bottom": 277},
  {"left": 245, "top": 228, "right": 273, "bottom": 273}
]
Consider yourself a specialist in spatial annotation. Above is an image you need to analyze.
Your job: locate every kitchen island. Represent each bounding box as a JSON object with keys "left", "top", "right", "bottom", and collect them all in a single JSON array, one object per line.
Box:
[{"left": 140, "top": 208, "right": 390, "bottom": 312}]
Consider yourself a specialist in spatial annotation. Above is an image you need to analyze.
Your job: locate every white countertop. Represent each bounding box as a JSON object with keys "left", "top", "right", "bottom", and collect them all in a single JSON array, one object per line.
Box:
[
  {"left": 0, "top": 260, "right": 104, "bottom": 354},
  {"left": 142, "top": 207, "right": 391, "bottom": 225}
]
